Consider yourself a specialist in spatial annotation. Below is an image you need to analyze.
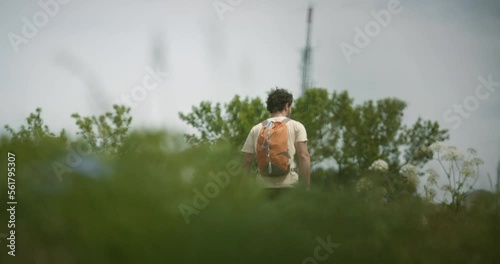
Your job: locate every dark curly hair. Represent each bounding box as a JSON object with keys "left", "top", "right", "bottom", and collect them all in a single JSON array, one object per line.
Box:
[{"left": 266, "top": 88, "right": 293, "bottom": 113}]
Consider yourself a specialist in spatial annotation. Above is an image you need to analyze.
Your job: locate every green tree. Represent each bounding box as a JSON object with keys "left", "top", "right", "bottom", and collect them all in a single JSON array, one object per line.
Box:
[
  {"left": 71, "top": 105, "right": 132, "bottom": 154},
  {"left": 295, "top": 89, "right": 448, "bottom": 183},
  {"left": 4, "top": 107, "right": 66, "bottom": 143},
  {"left": 398, "top": 118, "right": 449, "bottom": 168},
  {"left": 179, "top": 95, "right": 268, "bottom": 149},
  {"left": 291, "top": 88, "right": 336, "bottom": 165}
]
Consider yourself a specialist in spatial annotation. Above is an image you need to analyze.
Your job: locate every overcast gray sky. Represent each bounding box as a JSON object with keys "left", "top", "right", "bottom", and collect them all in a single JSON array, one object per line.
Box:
[{"left": 1, "top": 0, "right": 499, "bottom": 190}]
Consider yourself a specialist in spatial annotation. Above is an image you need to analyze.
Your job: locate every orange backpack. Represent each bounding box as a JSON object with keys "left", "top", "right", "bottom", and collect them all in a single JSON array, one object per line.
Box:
[{"left": 256, "top": 118, "right": 291, "bottom": 177}]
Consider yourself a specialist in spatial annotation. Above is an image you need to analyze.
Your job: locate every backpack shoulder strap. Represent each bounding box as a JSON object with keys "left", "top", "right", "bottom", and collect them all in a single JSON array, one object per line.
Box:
[
  {"left": 262, "top": 118, "right": 289, "bottom": 127},
  {"left": 261, "top": 119, "right": 275, "bottom": 128}
]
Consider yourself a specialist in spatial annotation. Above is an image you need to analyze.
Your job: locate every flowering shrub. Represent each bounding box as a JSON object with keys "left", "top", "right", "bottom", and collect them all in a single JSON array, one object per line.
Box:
[
  {"left": 356, "top": 177, "right": 374, "bottom": 193},
  {"left": 399, "top": 164, "right": 419, "bottom": 187},
  {"left": 424, "top": 143, "right": 484, "bottom": 210},
  {"left": 362, "top": 159, "right": 418, "bottom": 202},
  {"left": 368, "top": 159, "right": 389, "bottom": 173}
]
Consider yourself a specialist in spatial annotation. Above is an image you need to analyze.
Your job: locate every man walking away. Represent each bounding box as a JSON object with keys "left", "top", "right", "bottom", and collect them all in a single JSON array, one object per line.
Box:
[{"left": 241, "top": 88, "right": 310, "bottom": 199}]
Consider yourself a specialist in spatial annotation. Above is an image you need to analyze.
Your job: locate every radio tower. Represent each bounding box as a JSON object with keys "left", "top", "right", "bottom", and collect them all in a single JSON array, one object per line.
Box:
[
  {"left": 152, "top": 32, "right": 166, "bottom": 72},
  {"left": 300, "top": 5, "right": 313, "bottom": 96},
  {"left": 149, "top": 31, "right": 166, "bottom": 123}
]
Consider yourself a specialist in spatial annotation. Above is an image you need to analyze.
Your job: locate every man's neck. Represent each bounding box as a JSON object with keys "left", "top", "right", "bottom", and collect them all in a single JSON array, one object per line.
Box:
[{"left": 270, "top": 112, "right": 287, "bottom": 118}]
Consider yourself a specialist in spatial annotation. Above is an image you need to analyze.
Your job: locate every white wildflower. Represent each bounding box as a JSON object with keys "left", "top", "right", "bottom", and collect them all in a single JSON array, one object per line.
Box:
[
  {"left": 462, "top": 167, "right": 474, "bottom": 178},
  {"left": 426, "top": 168, "right": 439, "bottom": 185},
  {"left": 369, "top": 159, "right": 389, "bottom": 173},
  {"left": 400, "top": 164, "right": 417, "bottom": 178},
  {"left": 442, "top": 146, "right": 464, "bottom": 161},
  {"left": 356, "top": 178, "right": 373, "bottom": 193},
  {"left": 467, "top": 148, "right": 477, "bottom": 155},
  {"left": 420, "top": 146, "right": 429, "bottom": 154},
  {"left": 426, "top": 188, "right": 436, "bottom": 201},
  {"left": 441, "top": 184, "right": 453, "bottom": 192},
  {"left": 407, "top": 174, "right": 419, "bottom": 187},
  {"left": 470, "top": 157, "right": 484, "bottom": 166},
  {"left": 400, "top": 164, "right": 419, "bottom": 187},
  {"left": 429, "top": 142, "right": 446, "bottom": 153}
]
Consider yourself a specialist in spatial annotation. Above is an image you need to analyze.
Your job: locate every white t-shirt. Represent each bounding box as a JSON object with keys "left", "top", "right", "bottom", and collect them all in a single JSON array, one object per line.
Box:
[{"left": 241, "top": 116, "right": 308, "bottom": 188}]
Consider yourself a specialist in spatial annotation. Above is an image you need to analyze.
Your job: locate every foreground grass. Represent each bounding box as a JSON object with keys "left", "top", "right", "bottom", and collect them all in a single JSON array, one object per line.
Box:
[{"left": 0, "top": 131, "right": 498, "bottom": 264}]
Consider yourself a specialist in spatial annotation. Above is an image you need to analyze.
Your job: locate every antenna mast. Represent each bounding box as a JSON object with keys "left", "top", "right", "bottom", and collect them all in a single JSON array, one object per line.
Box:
[{"left": 301, "top": 6, "right": 313, "bottom": 96}]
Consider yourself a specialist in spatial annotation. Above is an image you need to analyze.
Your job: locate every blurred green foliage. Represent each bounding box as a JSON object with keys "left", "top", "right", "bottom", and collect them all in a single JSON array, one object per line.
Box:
[
  {"left": 0, "top": 130, "right": 499, "bottom": 263},
  {"left": 0, "top": 97, "right": 497, "bottom": 263}
]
